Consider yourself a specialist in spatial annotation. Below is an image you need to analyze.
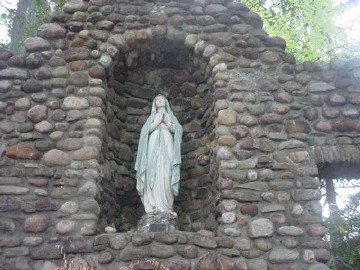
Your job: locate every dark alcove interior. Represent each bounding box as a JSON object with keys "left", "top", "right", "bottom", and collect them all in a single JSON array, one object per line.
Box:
[{"left": 98, "top": 37, "right": 218, "bottom": 232}]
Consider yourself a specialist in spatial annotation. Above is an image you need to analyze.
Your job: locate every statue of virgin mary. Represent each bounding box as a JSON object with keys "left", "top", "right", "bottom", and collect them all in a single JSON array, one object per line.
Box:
[{"left": 135, "top": 95, "right": 182, "bottom": 221}]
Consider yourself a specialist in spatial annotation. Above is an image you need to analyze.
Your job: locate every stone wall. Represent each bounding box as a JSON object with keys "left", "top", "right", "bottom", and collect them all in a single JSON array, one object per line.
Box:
[{"left": 0, "top": 0, "right": 360, "bottom": 269}]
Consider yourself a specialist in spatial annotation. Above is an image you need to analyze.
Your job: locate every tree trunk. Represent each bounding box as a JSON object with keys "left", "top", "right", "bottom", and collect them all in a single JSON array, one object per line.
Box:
[
  {"left": 325, "top": 178, "right": 340, "bottom": 217},
  {"left": 10, "top": 0, "right": 33, "bottom": 55}
]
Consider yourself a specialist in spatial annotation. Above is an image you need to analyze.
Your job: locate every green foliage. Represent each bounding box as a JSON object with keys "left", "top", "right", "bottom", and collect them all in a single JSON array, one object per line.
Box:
[
  {"left": 242, "top": 0, "right": 359, "bottom": 62},
  {"left": 326, "top": 192, "right": 360, "bottom": 270},
  {"left": 0, "top": 1, "right": 16, "bottom": 49},
  {"left": 0, "top": 0, "right": 66, "bottom": 54},
  {"left": 24, "top": 0, "right": 66, "bottom": 37}
]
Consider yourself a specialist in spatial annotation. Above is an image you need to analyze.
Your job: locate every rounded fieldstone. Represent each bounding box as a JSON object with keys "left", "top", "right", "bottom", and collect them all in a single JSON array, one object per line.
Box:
[
  {"left": 72, "top": 146, "right": 100, "bottom": 160},
  {"left": 314, "top": 121, "right": 332, "bottom": 133},
  {"left": 255, "top": 239, "right": 272, "bottom": 252},
  {"left": 222, "top": 212, "right": 236, "bottom": 224},
  {"left": 38, "top": 23, "right": 66, "bottom": 38},
  {"left": 43, "top": 149, "right": 71, "bottom": 166},
  {"left": 196, "top": 252, "right": 219, "bottom": 270},
  {"left": 62, "top": 97, "right": 90, "bottom": 110},
  {"left": 24, "top": 37, "right": 50, "bottom": 52},
  {"left": 69, "top": 72, "right": 89, "bottom": 87},
  {"left": 6, "top": 143, "right": 40, "bottom": 160},
  {"left": 218, "top": 109, "right": 237, "bottom": 125},
  {"left": 0, "top": 121, "right": 15, "bottom": 133},
  {"left": 61, "top": 201, "right": 80, "bottom": 214},
  {"left": 56, "top": 220, "right": 76, "bottom": 235},
  {"left": 34, "top": 66, "right": 52, "bottom": 80},
  {"left": 98, "top": 251, "right": 114, "bottom": 264},
  {"left": 326, "top": 93, "right": 346, "bottom": 106},
  {"left": 218, "top": 135, "right": 237, "bottom": 147},
  {"left": 57, "top": 138, "right": 84, "bottom": 151},
  {"left": 81, "top": 220, "right": 98, "bottom": 236},
  {"left": 23, "top": 237, "right": 43, "bottom": 246},
  {"left": 27, "top": 105, "right": 47, "bottom": 122},
  {"left": 248, "top": 218, "right": 274, "bottom": 238},
  {"left": 23, "top": 215, "right": 49, "bottom": 233},
  {"left": 15, "top": 98, "right": 31, "bottom": 110},
  {"left": 67, "top": 110, "right": 85, "bottom": 121},
  {"left": 34, "top": 121, "right": 53, "bottom": 133},
  {"left": 240, "top": 204, "right": 258, "bottom": 217},
  {"left": 286, "top": 121, "right": 311, "bottom": 133},
  {"left": 49, "top": 131, "right": 64, "bottom": 140}
]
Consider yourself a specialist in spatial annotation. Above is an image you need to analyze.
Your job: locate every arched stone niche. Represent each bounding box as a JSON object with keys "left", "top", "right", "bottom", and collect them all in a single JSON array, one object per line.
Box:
[{"left": 99, "top": 27, "right": 217, "bottom": 231}]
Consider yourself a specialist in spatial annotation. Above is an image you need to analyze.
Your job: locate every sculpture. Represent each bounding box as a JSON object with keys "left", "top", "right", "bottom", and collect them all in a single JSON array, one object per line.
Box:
[{"left": 135, "top": 95, "right": 182, "bottom": 230}]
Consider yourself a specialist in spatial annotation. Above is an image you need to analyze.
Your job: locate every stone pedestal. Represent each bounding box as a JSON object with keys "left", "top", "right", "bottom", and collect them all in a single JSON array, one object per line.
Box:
[{"left": 137, "top": 212, "right": 178, "bottom": 232}]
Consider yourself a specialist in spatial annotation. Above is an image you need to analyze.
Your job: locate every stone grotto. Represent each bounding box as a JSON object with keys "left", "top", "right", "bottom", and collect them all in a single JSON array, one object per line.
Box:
[{"left": 0, "top": 0, "right": 360, "bottom": 269}]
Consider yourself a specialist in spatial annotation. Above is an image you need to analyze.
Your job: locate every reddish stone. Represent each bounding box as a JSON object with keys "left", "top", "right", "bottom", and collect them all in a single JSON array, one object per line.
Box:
[
  {"left": 70, "top": 60, "right": 88, "bottom": 71},
  {"left": 35, "top": 201, "right": 58, "bottom": 212},
  {"left": 38, "top": 23, "right": 66, "bottom": 38},
  {"left": 149, "top": 16, "right": 167, "bottom": 25},
  {"left": 0, "top": 121, "right": 15, "bottom": 133},
  {"left": 269, "top": 213, "right": 286, "bottom": 224},
  {"left": 69, "top": 72, "right": 89, "bottom": 87},
  {"left": 0, "top": 50, "right": 13, "bottom": 60},
  {"left": 8, "top": 56, "right": 26, "bottom": 67},
  {"left": 242, "top": 48, "right": 259, "bottom": 60},
  {"left": 49, "top": 56, "right": 66, "bottom": 67},
  {"left": 154, "top": 25, "right": 167, "bottom": 36},
  {"left": 98, "top": 251, "right": 114, "bottom": 264},
  {"left": 325, "top": 93, "right": 346, "bottom": 106},
  {"left": 23, "top": 215, "right": 49, "bottom": 233},
  {"left": 219, "top": 178, "right": 233, "bottom": 190},
  {"left": 196, "top": 252, "right": 219, "bottom": 270},
  {"left": 27, "top": 178, "right": 48, "bottom": 187},
  {"left": 322, "top": 107, "right": 340, "bottom": 119},
  {"left": 314, "top": 121, "right": 332, "bottom": 133},
  {"left": 223, "top": 47, "right": 242, "bottom": 56},
  {"left": 332, "top": 119, "right": 355, "bottom": 132},
  {"left": 166, "top": 258, "right": 191, "bottom": 270},
  {"left": 182, "top": 199, "right": 209, "bottom": 211},
  {"left": 34, "top": 66, "right": 52, "bottom": 80},
  {"left": 6, "top": 144, "right": 40, "bottom": 160},
  {"left": 170, "top": 15, "right": 184, "bottom": 25},
  {"left": 314, "top": 249, "right": 331, "bottom": 263},
  {"left": 71, "top": 38, "right": 85, "bottom": 47},
  {"left": 127, "top": 71, "right": 144, "bottom": 84},
  {"left": 260, "top": 114, "right": 283, "bottom": 124},
  {"left": 219, "top": 255, "right": 234, "bottom": 270},
  {"left": 348, "top": 94, "right": 360, "bottom": 105},
  {"left": 136, "top": 30, "right": 148, "bottom": 41},
  {"left": 240, "top": 204, "right": 258, "bottom": 217},
  {"left": 241, "top": 138, "right": 255, "bottom": 149},
  {"left": 27, "top": 105, "right": 47, "bottom": 122},
  {"left": 274, "top": 92, "right": 293, "bottom": 103},
  {"left": 67, "top": 110, "right": 85, "bottom": 121},
  {"left": 173, "top": 70, "right": 191, "bottom": 84},
  {"left": 181, "top": 82, "right": 197, "bottom": 97},
  {"left": 234, "top": 259, "right": 248, "bottom": 270},
  {"left": 89, "top": 65, "right": 106, "bottom": 80},
  {"left": 231, "top": 126, "right": 249, "bottom": 139},
  {"left": 286, "top": 121, "right": 311, "bottom": 133},
  {"left": 22, "top": 79, "right": 43, "bottom": 93}
]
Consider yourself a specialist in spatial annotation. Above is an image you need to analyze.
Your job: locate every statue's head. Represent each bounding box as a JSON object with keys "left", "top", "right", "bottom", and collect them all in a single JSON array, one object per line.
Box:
[{"left": 155, "top": 95, "right": 166, "bottom": 108}]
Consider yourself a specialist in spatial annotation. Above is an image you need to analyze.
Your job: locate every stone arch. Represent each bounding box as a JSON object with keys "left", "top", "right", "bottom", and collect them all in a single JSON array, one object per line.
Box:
[{"left": 99, "top": 27, "right": 218, "bottom": 231}]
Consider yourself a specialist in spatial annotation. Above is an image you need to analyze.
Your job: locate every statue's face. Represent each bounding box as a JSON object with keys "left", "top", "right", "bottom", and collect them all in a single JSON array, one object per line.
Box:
[{"left": 155, "top": 95, "right": 166, "bottom": 108}]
